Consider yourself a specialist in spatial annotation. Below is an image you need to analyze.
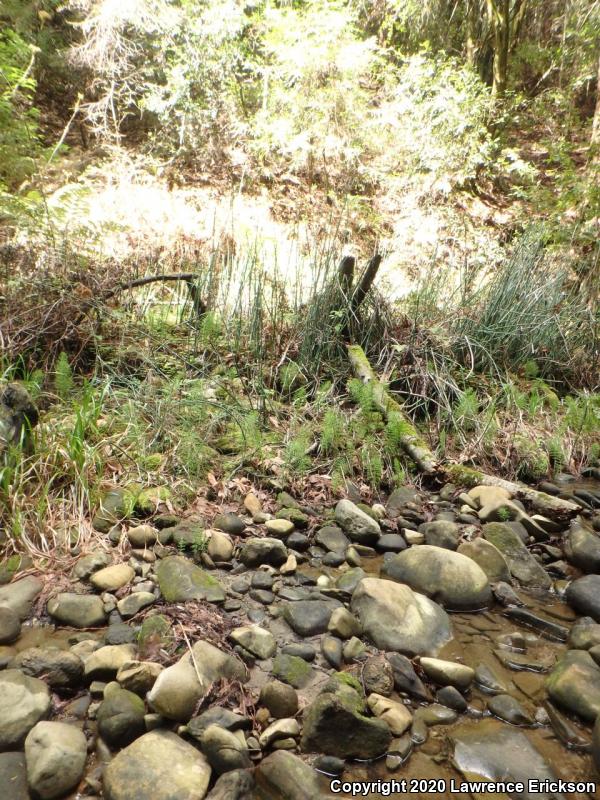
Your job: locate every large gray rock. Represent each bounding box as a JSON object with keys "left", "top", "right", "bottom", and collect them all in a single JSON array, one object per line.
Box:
[
  {"left": 25, "top": 721, "right": 87, "bottom": 800},
  {"left": 457, "top": 538, "right": 511, "bottom": 583},
  {"left": 10, "top": 647, "right": 83, "bottom": 689},
  {"left": 97, "top": 686, "right": 146, "bottom": 747},
  {"left": 155, "top": 556, "right": 225, "bottom": 603},
  {"left": 419, "top": 520, "right": 460, "bottom": 550},
  {"left": 255, "top": 750, "right": 325, "bottom": 800},
  {"left": 0, "top": 607, "right": 20, "bottom": 644},
  {"left": 565, "top": 523, "right": 600, "bottom": 572},
  {"left": 0, "top": 751, "right": 28, "bottom": 800},
  {"left": 239, "top": 538, "right": 287, "bottom": 568},
  {"left": 199, "top": 724, "right": 251, "bottom": 774},
  {"left": 0, "top": 670, "right": 51, "bottom": 750},
  {"left": 545, "top": 649, "right": 600, "bottom": 721},
  {"left": 301, "top": 687, "right": 391, "bottom": 759},
  {"left": 103, "top": 730, "right": 211, "bottom": 800},
  {"left": 382, "top": 545, "right": 492, "bottom": 610},
  {"left": 566, "top": 575, "right": 600, "bottom": 621},
  {"left": 351, "top": 578, "right": 452, "bottom": 656},
  {"left": 148, "top": 641, "right": 246, "bottom": 721},
  {"left": 483, "top": 522, "right": 551, "bottom": 588},
  {"left": 335, "top": 499, "right": 381, "bottom": 545},
  {"left": 0, "top": 576, "right": 43, "bottom": 620},
  {"left": 283, "top": 600, "right": 340, "bottom": 637},
  {"left": 451, "top": 718, "right": 564, "bottom": 800},
  {"left": 47, "top": 593, "right": 106, "bottom": 628}
]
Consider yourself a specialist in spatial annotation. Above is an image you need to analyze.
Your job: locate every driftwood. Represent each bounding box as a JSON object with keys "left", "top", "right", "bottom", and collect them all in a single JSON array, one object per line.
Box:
[
  {"left": 347, "top": 345, "right": 579, "bottom": 516},
  {"left": 347, "top": 344, "right": 438, "bottom": 474},
  {"left": 74, "top": 273, "right": 204, "bottom": 326},
  {"left": 443, "top": 464, "right": 580, "bottom": 517}
]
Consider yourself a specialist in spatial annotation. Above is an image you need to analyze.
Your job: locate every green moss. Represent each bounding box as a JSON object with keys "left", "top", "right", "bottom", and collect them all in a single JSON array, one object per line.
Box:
[
  {"left": 275, "top": 507, "right": 309, "bottom": 528},
  {"left": 138, "top": 614, "right": 174, "bottom": 655},
  {"left": 135, "top": 485, "right": 172, "bottom": 514},
  {"left": 444, "top": 464, "right": 484, "bottom": 488},
  {"left": 272, "top": 653, "right": 313, "bottom": 688}
]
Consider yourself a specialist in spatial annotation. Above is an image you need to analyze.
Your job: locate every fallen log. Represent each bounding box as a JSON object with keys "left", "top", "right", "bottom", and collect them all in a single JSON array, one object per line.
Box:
[
  {"left": 443, "top": 464, "right": 580, "bottom": 517},
  {"left": 347, "top": 344, "right": 437, "bottom": 474}
]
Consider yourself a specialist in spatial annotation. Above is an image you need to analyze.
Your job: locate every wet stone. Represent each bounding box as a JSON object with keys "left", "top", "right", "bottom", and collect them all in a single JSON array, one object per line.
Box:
[
  {"left": 281, "top": 643, "right": 316, "bottom": 661},
  {"left": 487, "top": 693, "right": 533, "bottom": 725}
]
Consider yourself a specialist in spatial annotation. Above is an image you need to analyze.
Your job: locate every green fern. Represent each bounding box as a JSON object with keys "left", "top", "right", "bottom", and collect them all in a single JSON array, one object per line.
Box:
[
  {"left": 54, "top": 352, "right": 74, "bottom": 400},
  {"left": 321, "top": 408, "right": 346, "bottom": 454},
  {"left": 384, "top": 411, "right": 414, "bottom": 455},
  {"left": 361, "top": 440, "right": 383, "bottom": 488},
  {"left": 348, "top": 378, "right": 375, "bottom": 414},
  {"left": 523, "top": 360, "right": 539, "bottom": 379},
  {"left": 452, "top": 388, "right": 479, "bottom": 432},
  {"left": 284, "top": 431, "right": 312, "bottom": 477},
  {"left": 546, "top": 437, "right": 566, "bottom": 471}
]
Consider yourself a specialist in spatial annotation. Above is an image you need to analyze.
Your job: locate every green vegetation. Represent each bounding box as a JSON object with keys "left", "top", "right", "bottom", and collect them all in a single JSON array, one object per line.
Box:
[{"left": 0, "top": 0, "right": 599, "bottom": 554}]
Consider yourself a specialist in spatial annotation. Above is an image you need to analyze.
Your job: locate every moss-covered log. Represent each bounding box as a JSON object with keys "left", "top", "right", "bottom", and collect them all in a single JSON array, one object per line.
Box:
[
  {"left": 444, "top": 464, "right": 580, "bottom": 517},
  {"left": 347, "top": 344, "right": 437, "bottom": 474}
]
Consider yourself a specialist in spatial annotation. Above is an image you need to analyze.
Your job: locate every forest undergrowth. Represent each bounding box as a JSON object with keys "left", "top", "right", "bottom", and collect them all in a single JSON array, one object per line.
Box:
[{"left": 1, "top": 221, "right": 598, "bottom": 558}]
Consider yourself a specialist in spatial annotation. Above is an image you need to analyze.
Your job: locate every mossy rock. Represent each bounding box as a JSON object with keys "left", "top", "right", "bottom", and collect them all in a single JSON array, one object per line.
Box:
[
  {"left": 156, "top": 556, "right": 225, "bottom": 603},
  {"left": 138, "top": 614, "right": 174, "bottom": 656},
  {"left": 0, "top": 554, "right": 32, "bottom": 586},
  {"left": 213, "top": 427, "right": 245, "bottom": 455},
  {"left": 135, "top": 486, "right": 172, "bottom": 514},
  {"left": 443, "top": 465, "right": 483, "bottom": 489},
  {"left": 276, "top": 492, "right": 301, "bottom": 509},
  {"left": 167, "top": 521, "right": 206, "bottom": 550},
  {"left": 92, "top": 488, "right": 136, "bottom": 533},
  {"left": 272, "top": 654, "right": 313, "bottom": 689},
  {"left": 356, "top": 503, "right": 379, "bottom": 522},
  {"left": 275, "top": 508, "right": 309, "bottom": 529}
]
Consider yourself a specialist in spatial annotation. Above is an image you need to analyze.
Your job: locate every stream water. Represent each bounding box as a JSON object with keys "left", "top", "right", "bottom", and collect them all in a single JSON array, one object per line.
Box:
[{"left": 5, "top": 478, "right": 600, "bottom": 799}]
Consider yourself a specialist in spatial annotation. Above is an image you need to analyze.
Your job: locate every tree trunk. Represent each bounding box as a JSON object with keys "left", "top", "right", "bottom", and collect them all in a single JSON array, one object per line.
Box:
[
  {"left": 347, "top": 344, "right": 438, "bottom": 474},
  {"left": 444, "top": 464, "right": 580, "bottom": 517},
  {"left": 592, "top": 54, "right": 600, "bottom": 150},
  {"left": 466, "top": 0, "right": 479, "bottom": 67},
  {"left": 486, "top": 0, "right": 510, "bottom": 97}
]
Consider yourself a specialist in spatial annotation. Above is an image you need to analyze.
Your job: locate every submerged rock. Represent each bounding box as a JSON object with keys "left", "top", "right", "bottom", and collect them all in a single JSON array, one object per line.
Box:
[
  {"left": 545, "top": 649, "right": 600, "bottom": 721},
  {"left": 451, "top": 718, "right": 563, "bottom": 800},
  {"left": 351, "top": 577, "right": 452, "bottom": 656}
]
